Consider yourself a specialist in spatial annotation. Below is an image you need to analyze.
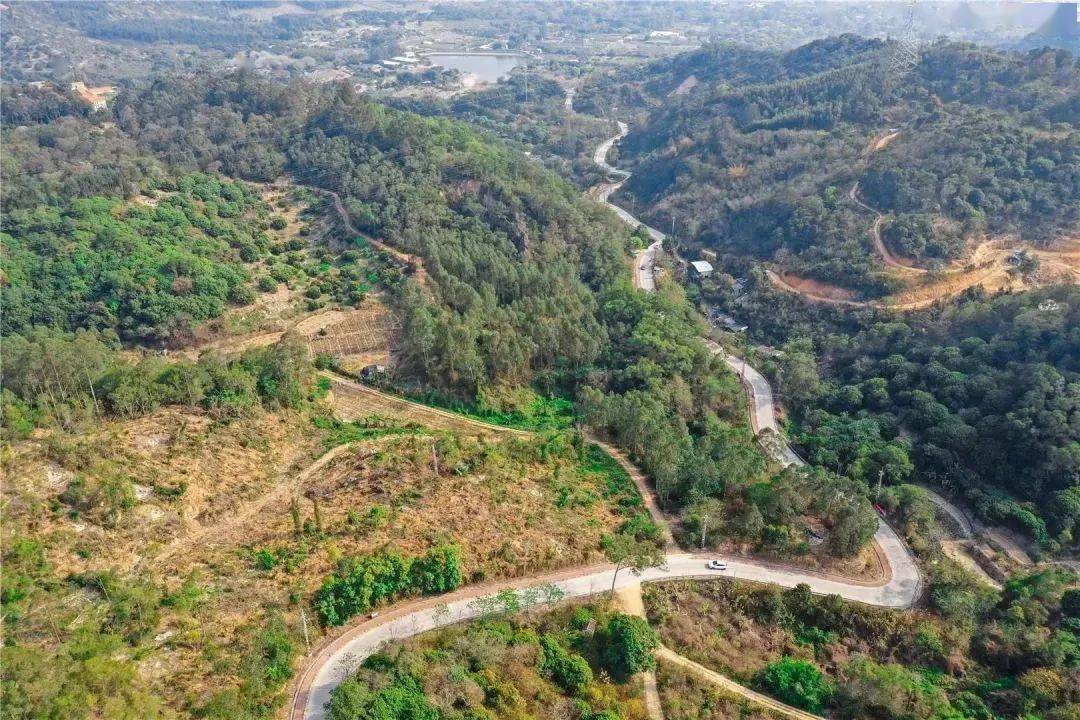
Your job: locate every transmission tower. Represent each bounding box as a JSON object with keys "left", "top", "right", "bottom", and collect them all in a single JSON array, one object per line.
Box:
[{"left": 886, "top": 0, "right": 921, "bottom": 87}]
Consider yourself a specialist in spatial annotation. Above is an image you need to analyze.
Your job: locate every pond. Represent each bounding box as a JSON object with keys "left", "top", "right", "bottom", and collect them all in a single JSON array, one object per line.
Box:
[{"left": 425, "top": 53, "right": 523, "bottom": 83}]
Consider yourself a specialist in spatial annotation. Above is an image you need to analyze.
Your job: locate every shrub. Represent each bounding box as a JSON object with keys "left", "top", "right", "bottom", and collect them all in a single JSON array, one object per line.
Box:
[
  {"left": 539, "top": 634, "right": 593, "bottom": 694},
  {"left": 408, "top": 545, "right": 463, "bottom": 594},
  {"left": 313, "top": 546, "right": 463, "bottom": 626},
  {"left": 760, "top": 657, "right": 832, "bottom": 712},
  {"left": 837, "top": 658, "right": 953, "bottom": 719},
  {"left": 326, "top": 675, "right": 438, "bottom": 720},
  {"left": 253, "top": 548, "right": 279, "bottom": 572},
  {"left": 602, "top": 613, "right": 658, "bottom": 678},
  {"left": 257, "top": 616, "right": 295, "bottom": 683}
]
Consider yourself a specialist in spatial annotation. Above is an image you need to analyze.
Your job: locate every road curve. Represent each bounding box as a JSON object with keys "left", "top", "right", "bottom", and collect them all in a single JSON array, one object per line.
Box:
[
  {"left": 592, "top": 122, "right": 664, "bottom": 291},
  {"left": 587, "top": 130, "right": 920, "bottom": 620},
  {"left": 293, "top": 547, "right": 920, "bottom": 720},
  {"left": 918, "top": 486, "right": 976, "bottom": 538},
  {"left": 849, "top": 181, "right": 925, "bottom": 275},
  {"left": 289, "top": 124, "right": 923, "bottom": 720}
]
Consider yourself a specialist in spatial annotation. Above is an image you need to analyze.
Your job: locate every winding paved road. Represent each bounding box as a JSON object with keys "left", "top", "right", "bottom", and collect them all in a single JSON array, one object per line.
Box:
[
  {"left": 919, "top": 486, "right": 976, "bottom": 538},
  {"left": 289, "top": 125, "right": 923, "bottom": 720},
  {"left": 293, "top": 546, "right": 920, "bottom": 720},
  {"left": 584, "top": 125, "right": 919, "bottom": 613},
  {"left": 592, "top": 121, "right": 664, "bottom": 291}
]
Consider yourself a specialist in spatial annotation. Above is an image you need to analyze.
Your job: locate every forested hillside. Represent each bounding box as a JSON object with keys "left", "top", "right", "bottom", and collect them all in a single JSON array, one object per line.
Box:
[
  {"left": 1, "top": 67, "right": 830, "bottom": 719},
  {"left": 388, "top": 74, "right": 614, "bottom": 187},
  {"left": 4, "top": 72, "right": 632, "bottom": 392},
  {"left": 6, "top": 19, "right": 1076, "bottom": 720},
  {"left": 2, "top": 174, "right": 276, "bottom": 342},
  {"left": 3, "top": 69, "right": 882, "bottom": 560},
  {"left": 2, "top": 71, "right": 758, "bottom": 481},
  {"left": 581, "top": 38, "right": 1078, "bottom": 296},
  {"left": 791, "top": 285, "right": 1080, "bottom": 551}
]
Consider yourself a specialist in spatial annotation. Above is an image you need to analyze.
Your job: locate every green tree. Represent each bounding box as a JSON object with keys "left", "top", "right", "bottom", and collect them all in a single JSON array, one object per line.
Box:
[
  {"left": 760, "top": 657, "right": 832, "bottom": 712},
  {"left": 603, "top": 613, "right": 659, "bottom": 679},
  {"left": 539, "top": 634, "right": 593, "bottom": 694},
  {"left": 779, "top": 338, "right": 820, "bottom": 410},
  {"left": 601, "top": 531, "right": 665, "bottom": 597}
]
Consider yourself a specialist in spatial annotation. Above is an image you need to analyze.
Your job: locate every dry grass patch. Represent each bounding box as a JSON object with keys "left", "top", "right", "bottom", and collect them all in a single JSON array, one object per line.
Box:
[
  {"left": 657, "top": 661, "right": 789, "bottom": 720},
  {"left": 214, "top": 433, "right": 631, "bottom": 585},
  {"left": 3, "top": 407, "right": 320, "bottom": 577},
  {"left": 645, "top": 581, "right": 791, "bottom": 682},
  {"left": 2, "top": 404, "right": 640, "bottom": 715},
  {"left": 1, "top": 406, "right": 325, "bottom": 711}
]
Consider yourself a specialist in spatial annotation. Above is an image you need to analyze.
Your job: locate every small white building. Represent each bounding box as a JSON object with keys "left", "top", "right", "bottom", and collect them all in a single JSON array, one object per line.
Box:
[{"left": 689, "top": 260, "right": 714, "bottom": 278}]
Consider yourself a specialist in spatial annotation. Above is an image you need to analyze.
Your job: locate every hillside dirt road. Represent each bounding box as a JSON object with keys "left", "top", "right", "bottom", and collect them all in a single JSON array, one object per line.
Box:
[
  {"left": 656, "top": 647, "right": 825, "bottom": 720},
  {"left": 309, "top": 186, "right": 428, "bottom": 285},
  {"left": 849, "top": 181, "right": 925, "bottom": 274}
]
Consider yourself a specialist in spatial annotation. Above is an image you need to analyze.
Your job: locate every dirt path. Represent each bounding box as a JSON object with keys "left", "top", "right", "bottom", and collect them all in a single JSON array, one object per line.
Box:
[
  {"left": 849, "top": 181, "right": 925, "bottom": 275},
  {"left": 309, "top": 186, "right": 428, "bottom": 285},
  {"left": 766, "top": 270, "right": 872, "bottom": 307},
  {"left": 325, "top": 372, "right": 531, "bottom": 439},
  {"left": 867, "top": 130, "right": 901, "bottom": 153},
  {"left": 325, "top": 372, "right": 678, "bottom": 543},
  {"left": 591, "top": 439, "right": 678, "bottom": 549},
  {"left": 941, "top": 540, "right": 1003, "bottom": 590},
  {"left": 151, "top": 442, "right": 357, "bottom": 567},
  {"left": 613, "top": 584, "right": 665, "bottom": 720},
  {"left": 766, "top": 267, "right": 1011, "bottom": 311},
  {"left": 656, "top": 647, "right": 824, "bottom": 720},
  {"left": 984, "top": 528, "right": 1034, "bottom": 566}
]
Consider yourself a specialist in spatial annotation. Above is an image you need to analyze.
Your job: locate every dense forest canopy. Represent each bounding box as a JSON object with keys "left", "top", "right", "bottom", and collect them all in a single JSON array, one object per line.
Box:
[
  {"left": 3, "top": 72, "right": 630, "bottom": 389},
  {"left": 581, "top": 38, "right": 1078, "bottom": 296},
  {"left": 791, "top": 285, "right": 1080, "bottom": 551},
  {"left": 2, "top": 174, "right": 274, "bottom": 342}
]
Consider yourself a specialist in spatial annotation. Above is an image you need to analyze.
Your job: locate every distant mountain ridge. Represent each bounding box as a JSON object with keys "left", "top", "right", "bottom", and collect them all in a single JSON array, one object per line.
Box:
[{"left": 580, "top": 37, "right": 1079, "bottom": 296}]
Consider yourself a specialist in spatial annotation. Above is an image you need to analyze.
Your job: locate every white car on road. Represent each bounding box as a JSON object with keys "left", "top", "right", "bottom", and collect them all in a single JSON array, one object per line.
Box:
[{"left": 706, "top": 560, "right": 727, "bottom": 571}]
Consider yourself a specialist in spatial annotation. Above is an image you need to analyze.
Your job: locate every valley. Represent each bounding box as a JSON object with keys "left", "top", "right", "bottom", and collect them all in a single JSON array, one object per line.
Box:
[{"left": 2, "top": 5, "right": 1078, "bottom": 720}]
